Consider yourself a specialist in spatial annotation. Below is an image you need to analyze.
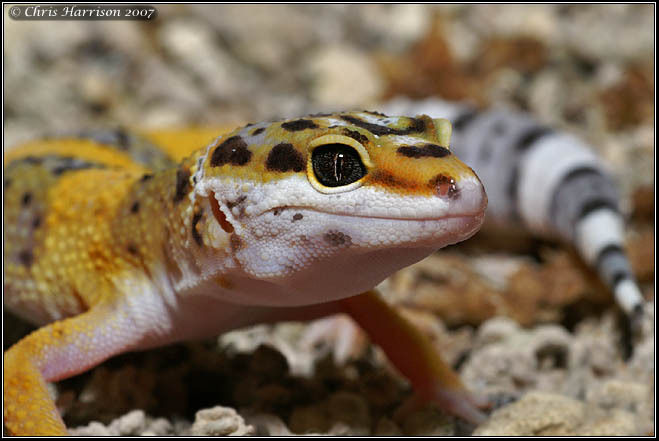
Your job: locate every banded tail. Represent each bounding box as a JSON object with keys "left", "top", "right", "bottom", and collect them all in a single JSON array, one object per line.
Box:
[{"left": 384, "top": 98, "right": 645, "bottom": 333}]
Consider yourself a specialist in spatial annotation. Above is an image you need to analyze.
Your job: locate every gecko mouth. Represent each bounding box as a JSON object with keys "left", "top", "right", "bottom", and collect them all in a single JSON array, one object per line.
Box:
[
  {"left": 210, "top": 194, "right": 235, "bottom": 233},
  {"left": 264, "top": 205, "right": 486, "bottom": 223},
  {"left": 209, "top": 192, "right": 486, "bottom": 236}
]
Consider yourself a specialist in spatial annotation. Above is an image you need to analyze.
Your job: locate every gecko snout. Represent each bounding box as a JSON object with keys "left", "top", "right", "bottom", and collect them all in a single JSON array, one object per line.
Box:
[{"left": 433, "top": 172, "right": 487, "bottom": 217}]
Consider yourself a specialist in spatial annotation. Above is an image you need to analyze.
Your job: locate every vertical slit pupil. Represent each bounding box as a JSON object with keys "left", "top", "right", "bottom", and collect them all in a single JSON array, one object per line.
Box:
[{"left": 312, "top": 144, "right": 366, "bottom": 187}]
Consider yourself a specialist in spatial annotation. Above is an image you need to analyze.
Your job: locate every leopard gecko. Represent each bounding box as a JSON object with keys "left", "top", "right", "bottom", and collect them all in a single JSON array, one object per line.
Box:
[{"left": 4, "top": 112, "right": 489, "bottom": 435}]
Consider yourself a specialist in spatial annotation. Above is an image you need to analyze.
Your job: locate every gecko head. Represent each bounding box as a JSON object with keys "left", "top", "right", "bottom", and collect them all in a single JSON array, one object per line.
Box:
[{"left": 194, "top": 111, "right": 487, "bottom": 306}]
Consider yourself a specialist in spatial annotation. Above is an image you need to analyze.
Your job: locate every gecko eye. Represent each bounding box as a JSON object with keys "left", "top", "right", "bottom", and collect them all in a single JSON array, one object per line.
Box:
[{"left": 311, "top": 144, "right": 367, "bottom": 187}]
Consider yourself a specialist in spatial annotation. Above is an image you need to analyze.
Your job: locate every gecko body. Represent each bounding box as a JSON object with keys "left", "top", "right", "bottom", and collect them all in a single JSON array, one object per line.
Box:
[{"left": 4, "top": 112, "right": 488, "bottom": 435}]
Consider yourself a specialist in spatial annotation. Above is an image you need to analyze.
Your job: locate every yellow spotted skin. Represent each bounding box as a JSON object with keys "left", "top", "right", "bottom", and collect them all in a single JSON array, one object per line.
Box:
[
  {"left": 4, "top": 112, "right": 487, "bottom": 435},
  {"left": 202, "top": 113, "right": 474, "bottom": 196},
  {"left": 4, "top": 133, "right": 225, "bottom": 435}
]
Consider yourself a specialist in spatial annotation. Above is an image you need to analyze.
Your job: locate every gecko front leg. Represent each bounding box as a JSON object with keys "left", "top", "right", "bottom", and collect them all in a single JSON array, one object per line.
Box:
[
  {"left": 339, "top": 290, "right": 489, "bottom": 425},
  {"left": 4, "top": 291, "right": 170, "bottom": 436}
]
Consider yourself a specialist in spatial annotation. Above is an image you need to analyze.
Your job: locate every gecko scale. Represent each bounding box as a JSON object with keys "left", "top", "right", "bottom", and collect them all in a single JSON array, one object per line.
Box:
[{"left": 4, "top": 112, "right": 490, "bottom": 435}]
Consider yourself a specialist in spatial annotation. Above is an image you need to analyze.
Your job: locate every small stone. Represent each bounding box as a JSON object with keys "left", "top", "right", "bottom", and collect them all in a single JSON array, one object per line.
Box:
[
  {"left": 69, "top": 421, "right": 111, "bottom": 436},
  {"left": 474, "top": 392, "right": 585, "bottom": 436},
  {"left": 531, "top": 325, "right": 571, "bottom": 370},
  {"left": 475, "top": 316, "right": 521, "bottom": 347},
  {"left": 587, "top": 379, "right": 644, "bottom": 410},
  {"left": 145, "top": 417, "right": 174, "bottom": 436},
  {"left": 582, "top": 409, "right": 638, "bottom": 436},
  {"left": 191, "top": 406, "right": 255, "bottom": 436},
  {"left": 109, "top": 409, "right": 147, "bottom": 436}
]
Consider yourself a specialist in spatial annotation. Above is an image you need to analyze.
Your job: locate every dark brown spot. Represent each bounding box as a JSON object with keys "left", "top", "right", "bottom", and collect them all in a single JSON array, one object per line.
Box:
[
  {"left": 281, "top": 119, "right": 319, "bottom": 131},
  {"left": 127, "top": 243, "right": 139, "bottom": 255},
  {"left": 140, "top": 174, "right": 154, "bottom": 182},
  {"left": 370, "top": 169, "right": 409, "bottom": 189},
  {"left": 230, "top": 234, "right": 242, "bottom": 252},
  {"left": 32, "top": 216, "right": 42, "bottom": 229},
  {"left": 210, "top": 136, "right": 252, "bottom": 167},
  {"left": 342, "top": 129, "right": 369, "bottom": 145},
  {"left": 130, "top": 201, "right": 140, "bottom": 214},
  {"left": 397, "top": 144, "right": 451, "bottom": 159},
  {"left": 4, "top": 179, "right": 11, "bottom": 189},
  {"left": 227, "top": 196, "right": 247, "bottom": 210},
  {"left": 430, "top": 174, "right": 460, "bottom": 199},
  {"left": 191, "top": 211, "right": 204, "bottom": 246},
  {"left": 266, "top": 143, "right": 305, "bottom": 173},
  {"left": 340, "top": 115, "right": 426, "bottom": 136},
  {"left": 363, "top": 110, "right": 386, "bottom": 117},
  {"left": 324, "top": 231, "right": 352, "bottom": 247},
  {"left": 174, "top": 167, "right": 191, "bottom": 203},
  {"left": 292, "top": 213, "right": 303, "bottom": 222},
  {"left": 273, "top": 208, "right": 282, "bottom": 216},
  {"left": 22, "top": 192, "right": 32, "bottom": 206},
  {"left": 251, "top": 127, "right": 265, "bottom": 136},
  {"left": 18, "top": 249, "right": 34, "bottom": 267}
]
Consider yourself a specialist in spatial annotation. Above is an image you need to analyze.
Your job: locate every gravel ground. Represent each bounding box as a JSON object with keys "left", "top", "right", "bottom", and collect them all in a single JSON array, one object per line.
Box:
[{"left": 4, "top": 4, "right": 654, "bottom": 436}]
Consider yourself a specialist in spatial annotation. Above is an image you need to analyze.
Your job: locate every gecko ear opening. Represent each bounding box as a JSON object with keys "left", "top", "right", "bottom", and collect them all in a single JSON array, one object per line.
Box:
[{"left": 433, "top": 118, "right": 452, "bottom": 148}]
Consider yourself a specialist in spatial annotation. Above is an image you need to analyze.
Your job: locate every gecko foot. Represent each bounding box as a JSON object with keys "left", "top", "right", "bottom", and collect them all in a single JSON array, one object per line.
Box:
[
  {"left": 394, "top": 383, "right": 491, "bottom": 426},
  {"left": 300, "top": 314, "right": 369, "bottom": 364}
]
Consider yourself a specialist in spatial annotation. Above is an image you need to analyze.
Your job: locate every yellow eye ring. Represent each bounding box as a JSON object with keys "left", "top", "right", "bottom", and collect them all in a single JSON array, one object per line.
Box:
[{"left": 306, "top": 134, "right": 372, "bottom": 194}]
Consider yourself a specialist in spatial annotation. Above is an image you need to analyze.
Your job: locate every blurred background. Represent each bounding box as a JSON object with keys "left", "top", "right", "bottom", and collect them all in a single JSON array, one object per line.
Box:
[
  {"left": 3, "top": 4, "right": 655, "bottom": 436},
  {"left": 4, "top": 5, "right": 654, "bottom": 195}
]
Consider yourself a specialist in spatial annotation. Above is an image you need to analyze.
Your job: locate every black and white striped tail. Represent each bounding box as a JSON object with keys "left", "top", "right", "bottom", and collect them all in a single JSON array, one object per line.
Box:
[{"left": 384, "top": 98, "right": 645, "bottom": 325}]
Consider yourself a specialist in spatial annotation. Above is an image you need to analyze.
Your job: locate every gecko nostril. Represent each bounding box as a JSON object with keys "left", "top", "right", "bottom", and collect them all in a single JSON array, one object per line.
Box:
[{"left": 430, "top": 174, "right": 460, "bottom": 199}]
